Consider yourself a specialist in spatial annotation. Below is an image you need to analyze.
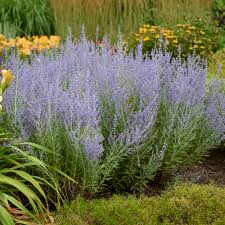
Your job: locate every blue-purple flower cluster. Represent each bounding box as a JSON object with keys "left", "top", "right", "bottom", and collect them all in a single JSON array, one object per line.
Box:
[{"left": 4, "top": 36, "right": 225, "bottom": 162}]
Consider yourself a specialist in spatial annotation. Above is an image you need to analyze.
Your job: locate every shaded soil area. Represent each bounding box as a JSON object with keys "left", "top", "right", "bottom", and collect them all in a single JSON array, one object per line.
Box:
[
  {"left": 146, "top": 147, "right": 225, "bottom": 196},
  {"left": 175, "top": 148, "right": 225, "bottom": 185}
]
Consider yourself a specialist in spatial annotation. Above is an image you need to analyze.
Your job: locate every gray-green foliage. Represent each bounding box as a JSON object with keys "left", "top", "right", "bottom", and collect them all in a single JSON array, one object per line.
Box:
[
  {"left": 153, "top": 102, "right": 220, "bottom": 169},
  {"left": 30, "top": 120, "right": 125, "bottom": 198},
  {"left": 28, "top": 97, "right": 220, "bottom": 197}
]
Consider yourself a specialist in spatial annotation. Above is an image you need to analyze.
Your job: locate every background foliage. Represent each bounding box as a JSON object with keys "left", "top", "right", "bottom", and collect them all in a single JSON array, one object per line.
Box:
[{"left": 0, "top": 0, "right": 55, "bottom": 37}]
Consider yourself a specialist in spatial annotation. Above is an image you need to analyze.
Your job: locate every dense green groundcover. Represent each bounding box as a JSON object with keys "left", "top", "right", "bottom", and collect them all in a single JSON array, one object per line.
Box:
[{"left": 55, "top": 184, "right": 225, "bottom": 225}]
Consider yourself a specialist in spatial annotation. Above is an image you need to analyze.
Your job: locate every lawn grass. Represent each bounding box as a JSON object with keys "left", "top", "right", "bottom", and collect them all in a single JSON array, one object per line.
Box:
[{"left": 55, "top": 184, "right": 225, "bottom": 225}]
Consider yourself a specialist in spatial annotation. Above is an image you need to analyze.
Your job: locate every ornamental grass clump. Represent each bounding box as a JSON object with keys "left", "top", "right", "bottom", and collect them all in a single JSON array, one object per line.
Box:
[{"left": 3, "top": 34, "right": 225, "bottom": 197}]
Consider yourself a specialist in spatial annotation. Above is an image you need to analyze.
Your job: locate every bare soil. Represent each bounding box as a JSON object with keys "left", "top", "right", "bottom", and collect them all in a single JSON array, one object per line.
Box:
[
  {"left": 146, "top": 147, "right": 225, "bottom": 196},
  {"left": 175, "top": 148, "right": 225, "bottom": 185}
]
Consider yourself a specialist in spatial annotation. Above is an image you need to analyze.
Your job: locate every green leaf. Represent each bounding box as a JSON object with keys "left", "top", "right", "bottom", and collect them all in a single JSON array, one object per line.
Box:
[{"left": 0, "top": 205, "right": 15, "bottom": 225}]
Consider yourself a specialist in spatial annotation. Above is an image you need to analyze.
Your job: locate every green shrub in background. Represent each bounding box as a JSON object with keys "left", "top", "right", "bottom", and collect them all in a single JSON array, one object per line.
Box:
[
  {"left": 0, "top": 0, "right": 55, "bottom": 37},
  {"left": 209, "top": 48, "right": 225, "bottom": 78},
  {"left": 133, "top": 22, "right": 214, "bottom": 59},
  {"left": 213, "top": 0, "right": 225, "bottom": 27},
  {"left": 55, "top": 184, "right": 225, "bottom": 225},
  {"left": 133, "top": 14, "right": 225, "bottom": 59}
]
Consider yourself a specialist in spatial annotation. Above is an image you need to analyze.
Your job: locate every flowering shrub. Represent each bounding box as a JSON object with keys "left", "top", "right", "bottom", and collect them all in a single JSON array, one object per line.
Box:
[
  {"left": 0, "top": 34, "right": 61, "bottom": 56},
  {"left": 3, "top": 35, "right": 225, "bottom": 195},
  {"left": 134, "top": 23, "right": 214, "bottom": 58}
]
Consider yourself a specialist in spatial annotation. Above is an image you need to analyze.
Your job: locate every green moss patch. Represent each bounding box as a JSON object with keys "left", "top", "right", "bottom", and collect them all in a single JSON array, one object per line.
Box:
[{"left": 55, "top": 184, "right": 225, "bottom": 225}]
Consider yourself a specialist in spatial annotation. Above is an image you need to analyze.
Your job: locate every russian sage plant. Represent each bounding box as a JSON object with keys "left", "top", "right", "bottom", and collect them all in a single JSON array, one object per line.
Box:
[{"left": 3, "top": 34, "right": 224, "bottom": 195}]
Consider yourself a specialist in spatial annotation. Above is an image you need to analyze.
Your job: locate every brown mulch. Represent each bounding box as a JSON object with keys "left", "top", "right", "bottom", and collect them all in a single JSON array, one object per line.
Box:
[
  {"left": 175, "top": 148, "right": 225, "bottom": 185},
  {"left": 146, "top": 147, "right": 225, "bottom": 196},
  {"left": 8, "top": 207, "right": 54, "bottom": 225}
]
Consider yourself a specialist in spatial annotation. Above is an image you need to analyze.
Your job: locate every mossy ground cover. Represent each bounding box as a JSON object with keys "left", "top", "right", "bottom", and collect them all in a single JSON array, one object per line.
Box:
[{"left": 55, "top": 184, "right": 225, "bottom": 225}]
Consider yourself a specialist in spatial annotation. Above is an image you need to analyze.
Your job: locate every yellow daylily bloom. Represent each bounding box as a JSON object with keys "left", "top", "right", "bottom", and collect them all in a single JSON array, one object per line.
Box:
[
  {"left": 189, "top": 26, "right": 196, "bottom": 30},
  {"left": 186, "top": 30, "right": 191, "bottom": 34},
  {"left": 8, "top": 39, "right": 16, "bottom": 48},
  {"left": 1, "top": 69, "right": 15, "bottom": 91},
  {"left": 143, "top": 36, "right": 150, "bottom": 41},
  {"left": 149, "top": 28, "right": 156, "bottom": 33},
  {"left": 20, "top": 48, "right": 32, "bottom": 56}
]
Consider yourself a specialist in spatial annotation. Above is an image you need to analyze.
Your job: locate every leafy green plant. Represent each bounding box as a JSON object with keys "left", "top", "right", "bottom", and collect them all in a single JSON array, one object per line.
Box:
[
  {"left": 0, "top": 0, "right": 55, "bottom": 36},
  {"left": 30, "top": 120, "right": 125, "bottom": 199},
  {"left": 133, "top": 21, "right": 215, "bottom": 58},
  {"left": 209, "top": 48, "right": 225, "bottom": 78},
  {"left": 153, "top": 102, "right": 219, "bottom": 169},
  {"left": 0, "top": 130, "right": 51, "bottom": 225},
  {"left": 213, "top": 0, "right": 225, "bottom": 27}
]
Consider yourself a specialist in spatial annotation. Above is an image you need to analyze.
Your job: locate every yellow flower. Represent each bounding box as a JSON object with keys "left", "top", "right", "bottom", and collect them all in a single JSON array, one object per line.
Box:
[
  {"left": 0, "top": 34, "right": 6, "bottom": 41},
  {"left": 0, "top": 69, "right": 15, "bottom": 92},
  {"left": 189, "top": 26, "right": 196, "bottom": 30},
  {"left": 200, "top": 31, "right": 205, "bottom": 35},
  {"left": 39, "top": 36, "right": 49, "bottom": 45},
  {"left": 1, "top": 40, "right": 9, "bottom": 49},
  {"left": 8, "top": 39, "right": 16, "bottom": 48},
  {"left": 167, "top": 35, "right": 176, "bottom": 39},
  {"left": 186, "top": 30, "right": 191, "bottom": 34},
  {"left": 143, "top": 24, "right": 150, "bottom": 28},
  {"left": 143, "top": 36, "right": 150, "bottom": 41},
  {"left": 189, "top": 47, "right": 193, "bottom": 50},
  {"left": 149, "top": 28, "right": 156, "bottom": 33},
  {"left": 20, "top": 48, "right": 32, "bottom": 56},
  {"left": 139, "top": 28, "right": 147, "bottom": 34},
  {"left": 200, "top": 46, "right": 205, "bottom": 49},
  {"left": 50, "top": 35, "right": 61, "bottom": 43},
  {"left": 155, "top": 34, "right": 160, "bottom": 39},
  {"left": 172, "top": 39, "right": 178, "bottom": 44}
]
